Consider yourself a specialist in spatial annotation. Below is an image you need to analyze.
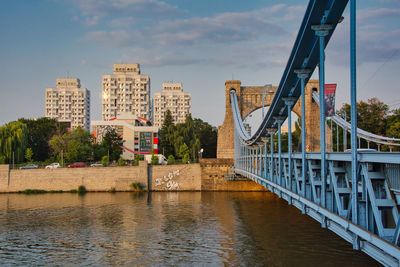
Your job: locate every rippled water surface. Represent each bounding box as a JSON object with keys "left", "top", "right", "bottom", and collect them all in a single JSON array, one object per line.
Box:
[{"left": 0, "top": 192, "right": 379, "bottom": 266}]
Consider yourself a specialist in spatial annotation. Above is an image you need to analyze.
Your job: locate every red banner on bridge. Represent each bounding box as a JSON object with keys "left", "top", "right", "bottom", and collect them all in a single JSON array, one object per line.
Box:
[{"left": 325, "top": 84, "right": 337, "bottom": 117}]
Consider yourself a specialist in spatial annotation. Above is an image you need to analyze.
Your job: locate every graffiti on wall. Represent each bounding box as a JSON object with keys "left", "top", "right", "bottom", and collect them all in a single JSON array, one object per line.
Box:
[{"left": 155, "top": 169, "right": 180, "bottom": 190}]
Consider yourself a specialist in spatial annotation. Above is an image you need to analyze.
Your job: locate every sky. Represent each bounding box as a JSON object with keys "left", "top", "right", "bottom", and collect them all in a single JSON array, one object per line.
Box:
[{"left": 0, "top": 0, "right": 399, "bottom": 127}]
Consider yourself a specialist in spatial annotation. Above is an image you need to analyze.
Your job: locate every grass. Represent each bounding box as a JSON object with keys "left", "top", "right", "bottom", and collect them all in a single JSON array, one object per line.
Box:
[
  {"left": 17, "top": 186, "right": 87, "bottom": 194},
  {"left": 18, "top": 189, "right": 47, "bottom": 194},
  {"left": 130, "top": 182, "right": 143, "bottom": 192}
]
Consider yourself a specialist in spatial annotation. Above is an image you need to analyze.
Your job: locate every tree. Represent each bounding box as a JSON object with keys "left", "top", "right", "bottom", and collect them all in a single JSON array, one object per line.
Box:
[
  {"left": 182, "top": 153, "right": 189, "bottom": 164},
  {"left": 134, "top": 154, "right": 141, "bottom": 166},
  {"left": 179, "top": 143, "right": 189, "bottom": 159},
  {"left": 118, "top": 157, "right": 126, "bottom": 166},
  {"left": 151, "top": 155, "right": 158, "bottom": 165},
  {"left": 101, "top": 128, "right": 123, "bottom": 161},
  {"left": 167, "top": 155, "right": 175, "bottom": 165},
  {"left": 159, "top": 109, "right": 175, "bottom": 157},
  {"left": 386, "top": 108, "right": 400, "bottom": 138},
  {"left": 0, "top": 121, "right": 29, "bottom": 164},
  {"left": 193, "top": 118, "right": 218, "bottom": 158},
  {"left": 18, "top": 117, "right": 68, "bottom": 162},
  {"left": 101, "top": 155, "right": 109, "bottom": 167},
  {"left": 159, "top": 113, "right": 217, "bottom": 159},
  {"left": 339, "top": 98, "right": 388, "bottom": 136},
  {"left": 49, "top": 127, "right": 93, "bottom": 163},
  {"left": 25, "top": 148, "right": 33, "bottom": 163}
]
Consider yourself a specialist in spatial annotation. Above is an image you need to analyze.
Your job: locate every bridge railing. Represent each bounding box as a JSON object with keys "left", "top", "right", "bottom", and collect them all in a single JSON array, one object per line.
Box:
[{"left": 233, "top": 136, "right": 400, "bottom": 265}]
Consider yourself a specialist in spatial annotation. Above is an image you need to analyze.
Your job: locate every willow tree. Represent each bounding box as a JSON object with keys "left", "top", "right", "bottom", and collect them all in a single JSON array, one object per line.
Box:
[{"left": 0, "top": 121, "right": 29, "bottom": 164}]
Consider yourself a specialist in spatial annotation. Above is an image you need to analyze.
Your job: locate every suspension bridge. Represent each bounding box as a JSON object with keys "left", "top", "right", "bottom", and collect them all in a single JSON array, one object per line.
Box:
[{"left": 217, "top": 0, "right": 400, "bottom": 265}]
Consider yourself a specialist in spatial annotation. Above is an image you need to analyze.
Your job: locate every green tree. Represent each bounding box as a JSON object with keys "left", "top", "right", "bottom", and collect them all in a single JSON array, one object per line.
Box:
[
  {"left": 193, "top": 118, "right": 217, "bottom": 158},
  {"left": 179, "top": 143, "right": 189, "bottom": 159},
  {"left": 0, "top": 121, "right": 29, "bottom": 164},
  {"left": 151, "top": 155, "right": 158, "bottom": 165},
  {"left": 159, "top": 113, "right": 217, "bottom": 159},
  {"left": 101, "top": 128, "right": 123, "bottom": 161},
  {"left": 167, "top": 155, "right": 175, "bottom": 164},
  {"left": 339, "top": 98, "right": 388, "bottom": 136},
  {"left": 118, "top": 157, "right": 126, "bottom": 166},
  {"left": 18, "top": 117, "right": 68, "bottom": 161},
  {"left": 101, "top": 155, "right": 109, "bottom": 166},
  {"left": 387, "top": 108, "right": 400, "bottom": 138},
  {"left": 134, "top": 154, "right": 141, "bottom": 166},
  {"left": 182, "top": 153, "right": 189, "bottom": 164},
  {"left": 49, "top": 127, "right": 93, "bottom": 163},
  {"left": 159, "top": 109, "right": 175, "bottom": 157},
  {"left": 25, "top": 148, "right": 33, "bottom": 163}
]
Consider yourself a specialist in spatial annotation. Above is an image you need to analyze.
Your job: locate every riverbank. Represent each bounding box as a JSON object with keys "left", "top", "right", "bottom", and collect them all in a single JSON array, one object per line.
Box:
[{"left": 0, "top": 159, "right": 266, "bottom": 192}]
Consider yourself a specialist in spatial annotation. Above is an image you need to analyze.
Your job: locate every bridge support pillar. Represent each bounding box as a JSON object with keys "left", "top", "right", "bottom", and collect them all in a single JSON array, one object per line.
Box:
[
  {"left": 274, "top": 117, "right": 285, "bottom": 187},
  {"left": 283, "top": 97, "right": 297, "bottom": 191},
  {"left": 294, "top": 69, "right": 312, "bottom": 197},
  {"left": 312, "top": 24, "right": 333, "bottom": 208}
]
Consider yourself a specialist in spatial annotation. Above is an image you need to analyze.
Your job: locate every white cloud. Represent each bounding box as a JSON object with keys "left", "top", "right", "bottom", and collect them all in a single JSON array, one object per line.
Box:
[
  {"left": 67, "top": 0, "right": 181, "bottom": 26},
  {"left": 358, "top": 7, "right": 400, "bottom": 20}
]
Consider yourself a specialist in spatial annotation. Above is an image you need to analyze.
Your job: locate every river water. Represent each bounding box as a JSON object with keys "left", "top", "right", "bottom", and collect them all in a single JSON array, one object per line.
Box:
[{"left": 0, "top": 192, "right": 379, "bottom": 266}]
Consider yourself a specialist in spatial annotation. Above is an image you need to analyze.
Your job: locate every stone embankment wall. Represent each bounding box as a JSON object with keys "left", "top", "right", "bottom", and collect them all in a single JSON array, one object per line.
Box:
[
  {"left": 0, "top": 162, "right": 148, "bottom": 193},
  {"left": 201, "top": 159, "right": 267, "bottom": 191},
  {"left": 0, "top": 159, "right": 265, "bottom": 192}
]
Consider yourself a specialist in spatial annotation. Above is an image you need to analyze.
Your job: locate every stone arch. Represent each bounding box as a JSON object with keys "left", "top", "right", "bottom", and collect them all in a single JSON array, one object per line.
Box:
[{"left": 217, "top": 79, "right": 331, "bottom": 159}]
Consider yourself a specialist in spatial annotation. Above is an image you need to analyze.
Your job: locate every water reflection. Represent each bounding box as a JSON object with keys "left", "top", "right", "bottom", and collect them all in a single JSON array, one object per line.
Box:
[{"left": 0, "top": 192, "right": 379, "bottom": 266}]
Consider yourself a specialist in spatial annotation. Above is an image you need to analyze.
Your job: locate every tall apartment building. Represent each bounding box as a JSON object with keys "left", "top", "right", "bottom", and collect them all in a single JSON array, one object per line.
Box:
[
  {"left": 45, "top": 78, "right": 90, "bottom": 130},
  {"left": 102, "top": 63, "right": 150, "bottom": 121},
  {"left": 153, "top": 82, "right": 191, "bottom": 127}
]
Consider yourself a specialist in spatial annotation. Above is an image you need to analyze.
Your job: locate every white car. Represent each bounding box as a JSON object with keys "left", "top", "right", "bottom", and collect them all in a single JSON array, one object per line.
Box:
[{"left": 45, "top": 163, "right": 61, "bottom": 169}]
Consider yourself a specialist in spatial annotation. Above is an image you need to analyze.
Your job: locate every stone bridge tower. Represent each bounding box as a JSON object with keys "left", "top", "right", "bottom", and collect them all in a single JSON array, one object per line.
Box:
[{"left": 217, "top": 80, "right": 331, "bottom": 159}]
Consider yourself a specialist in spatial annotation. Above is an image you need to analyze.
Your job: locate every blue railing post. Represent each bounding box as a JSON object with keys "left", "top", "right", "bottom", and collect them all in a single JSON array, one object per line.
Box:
[
  {"left": 350, "top": 0, "right": 359, "bottom": 249},
  {"left": 283, "top": 98, "right": 296, "bottom": 190},
  {"left": 312, "top": 24, "right": 333, "bottom": 208},
  {"left": 294, "top": 69, "right": 311, "bottom": 197},
  {"left": 264, "top": 140, "right": 268, "bottom": 178},
  {"left": 274, "top": 117, "right": 285, "bottom": 186},
  {"left": 267, "top": 129, "right": 276, "bottom": 184}
]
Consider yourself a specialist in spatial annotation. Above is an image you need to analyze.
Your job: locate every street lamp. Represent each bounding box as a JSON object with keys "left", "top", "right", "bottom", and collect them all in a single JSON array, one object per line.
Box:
[{"left": 199, "top": 148, "right": 204, "bottom": 159}]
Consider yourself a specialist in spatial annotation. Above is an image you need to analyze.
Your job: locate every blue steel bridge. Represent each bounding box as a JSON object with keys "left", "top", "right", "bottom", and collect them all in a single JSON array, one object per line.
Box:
[{"left": 229, "top": 0, "right": 400, "bottom": 265}]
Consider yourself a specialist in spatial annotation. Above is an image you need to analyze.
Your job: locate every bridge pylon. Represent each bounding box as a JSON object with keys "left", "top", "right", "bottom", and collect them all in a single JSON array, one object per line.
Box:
[{"left": 217, "top": 79, "right": 331, "bottom": 159}]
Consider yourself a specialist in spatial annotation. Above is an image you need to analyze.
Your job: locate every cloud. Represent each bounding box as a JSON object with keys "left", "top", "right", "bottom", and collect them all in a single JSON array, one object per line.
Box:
[
  {"left": 80, "top": 5, "right": 298, "bottom": 68},
  {"left": 67, "top": 0, "right": 181, "bottom": 26},
  {"left": 358, "top": 7, "right": 400, "bottom": 20},
  {"left": 327, "top": 17, "right": 400, "bottom": 66},
  {"left": 148, "top": 7, "right": 289, "bottom": 46},
  {"left": 84, "top": 30, "right": 135, "bottom": 47}
]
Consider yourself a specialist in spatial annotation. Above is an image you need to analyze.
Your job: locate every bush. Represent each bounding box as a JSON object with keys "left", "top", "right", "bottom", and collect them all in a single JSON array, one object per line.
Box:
[
  {"left": 118, "top": 157, "right": 125, "bottom": 166},
  {"left": 167, "top": 155, "right": 175, "bottom": 165},
  {"left": 134, "top": 154, "right": 142, "bottom": 166},
  {"left": 151, "top": 155, "right": 158, "bottom": 165},
  {"left": 18, "top": 189, "right": 47, "bottom": 194},
  {"left": 78, "top": 185, "right": 86, "bottom": 194},
  {"left": 101, "top": 155, "right": 109, "bottom": 167},
  {"left": 182, "top": 153, "right": 189, "bottom": 164},
  {"left": 130, "top": 182, "right": 143, "bottom": 192}
]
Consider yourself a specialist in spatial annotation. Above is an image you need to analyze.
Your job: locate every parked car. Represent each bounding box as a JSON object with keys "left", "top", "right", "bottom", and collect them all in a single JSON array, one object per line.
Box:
[
  {"left": 67, "top": 162, "right": 85, "bottom": 168},
  {"left": 45, "top": 163, "right": 61, "bottom": 169},
  {"left": 90, "top": 163, "right": 103, "bottom": 167},
  {"left": 19, "top": 163, "right": 39, "bottom": 170}
]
